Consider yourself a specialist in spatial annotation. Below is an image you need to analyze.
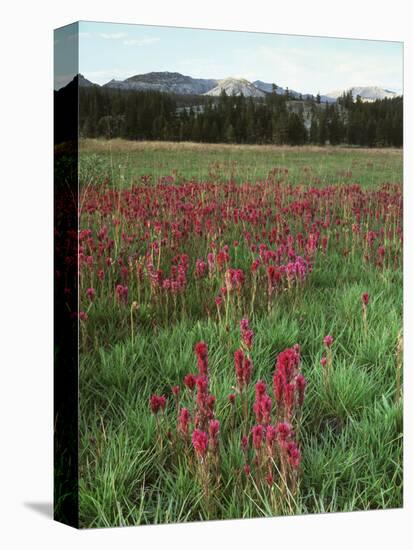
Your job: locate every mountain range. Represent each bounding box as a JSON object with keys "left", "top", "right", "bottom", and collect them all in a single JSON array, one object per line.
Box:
[
  {"left": 103, "top": 71, "right": 217, "bottom": 95},
  {"left": 324, "top": 86, "right": 399, "bottom": 102},
  {"left": 78, "top": 71, "right": 400, "bottom": 103}
]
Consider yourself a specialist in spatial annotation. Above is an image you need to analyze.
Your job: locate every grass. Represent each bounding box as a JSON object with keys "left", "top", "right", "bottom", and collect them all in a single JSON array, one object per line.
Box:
[
  {"left": 77, "top": 140, "right": 402, "bottom": 528},
  {"left": 80, "top": 138, "right": 402, "bottom": 188}
]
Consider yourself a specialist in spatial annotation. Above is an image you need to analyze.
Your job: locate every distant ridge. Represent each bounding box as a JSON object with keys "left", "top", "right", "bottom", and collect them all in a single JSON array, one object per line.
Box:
[
  {"left": 78, "top": 74, "right": 99, "bottom": 88},
  {"left": 103, "top": 71, "right": 218, "bottom": 95},
  {"left": 325, "top": 86, "right": 400, "bottom": 102},
  {"left": 253, "top": 80, "right": 335, "bottom": 103},
  {"left": 73, "top": 72, "right": 401, "bottom": 104}
]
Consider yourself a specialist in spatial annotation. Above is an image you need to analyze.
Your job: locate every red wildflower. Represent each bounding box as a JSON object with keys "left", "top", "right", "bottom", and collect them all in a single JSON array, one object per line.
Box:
[
  {"left": 206, "top": 394, "right": 216, "bottom": 414},
  {"left": 78, "top": 311, "right": 88, "bottom": 322},
  {"left": 260, "top": 394, "right": 272, "bottom": 425},
  {"left": 284, "top": 382, "right": 295, "bottom": 417},
  {"left": 323, "top": 335, "right": 334, "bottom": 348},
  {"left": 183, "top": 373, "right": 196, "bottom": 390},
  {"left": 242, "top": 329, "right": 254, "bottom": 350},
  {"left": 192, "top": 429, "right": 209, "bottom": 458},
  {"left": 234, "top": 349, "right": 252, "bottom": 391},
  {"left": 115, "top": 284, "right": 128, "bottom": 304},
  {"left": 286, "top": 441, "right": 301, "bottom": 469},
  {"left": 266, "top": 425, "right": 277, "bottom": 448},
  {"left": 295, "top": 374, "right": 307, "bottom": 407},
  {"left": 276, "top": 422, "right": 292, "bottom": 442},
  {"left": 195, "top": 259, "right": 207, "bottom": 279},
  {"left": 252, "top": 425, "right": 264, "bottom": 450},
  {"left": 265, "top": 472, "right": 274, "bottom": 486},
  {"left": 215, "top": 295, "right": 223, "bottom": 307},
  {"left": 255, "top": 380, "right": 267, "bottom": 399},
  {"left": 208, "top": 419, "right": 220, "bottom": 450},
  {"left": 86, "top": 287, "right": 95, "bottom": 301},
  {"left": 149, "top": 394, "right": 167, "bottom": 415},
  {"left": 178, "top": 407, "right": 190, "bottom": 436},
  {"left": 194, "top": 341, "right": 208, "bottom": 376}
]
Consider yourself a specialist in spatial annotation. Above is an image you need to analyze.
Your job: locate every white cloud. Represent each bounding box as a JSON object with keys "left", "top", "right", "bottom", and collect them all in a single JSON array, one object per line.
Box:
[
  {"left": 241, "top": 45, "right": 402, "bottom": 95},
  {"left": 99, "top": 32, "right": 127, "bottom": 40},
  {"left": 123, "top": 37, "right": 160, "bottom": 46}
]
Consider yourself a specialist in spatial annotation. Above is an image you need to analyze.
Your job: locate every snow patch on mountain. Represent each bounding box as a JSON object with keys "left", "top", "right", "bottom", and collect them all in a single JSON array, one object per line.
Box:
[
  {"left": 326, "top": 86, "right": 400, "bottom": 102},
  {"left": 204, "top": 78, "right": 265, "bottom": 98}
]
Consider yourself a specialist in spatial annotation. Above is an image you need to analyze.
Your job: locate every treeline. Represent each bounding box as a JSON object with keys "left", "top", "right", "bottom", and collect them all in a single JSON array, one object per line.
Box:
[{"left": 78, "top": 84, "right": 402, "bottom": 147}]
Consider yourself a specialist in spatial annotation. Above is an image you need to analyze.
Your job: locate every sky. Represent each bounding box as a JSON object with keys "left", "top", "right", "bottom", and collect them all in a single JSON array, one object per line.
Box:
[{"left": 55, "top": 21, "right": 403, "bottom": 94}]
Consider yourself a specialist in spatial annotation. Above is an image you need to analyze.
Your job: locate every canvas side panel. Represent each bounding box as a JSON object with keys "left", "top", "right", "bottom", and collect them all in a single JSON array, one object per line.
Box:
[{"left": 54, "top": 22, "right": 79, "bottom": 529}]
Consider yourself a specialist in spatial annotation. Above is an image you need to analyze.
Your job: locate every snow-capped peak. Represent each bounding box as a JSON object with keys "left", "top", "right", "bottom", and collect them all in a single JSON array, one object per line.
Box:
[
  {"left": 204, "top": 77, "right": 265, "bottom": 98},
  {"left": 326, "top": 86, "right": 400, "bottom": 102}
]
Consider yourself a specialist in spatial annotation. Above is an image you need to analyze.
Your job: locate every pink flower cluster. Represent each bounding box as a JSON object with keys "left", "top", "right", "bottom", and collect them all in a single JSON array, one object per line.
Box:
[
  {"left": 148, "top": 319, "right": 308, "bottom": 497},
  {"left": 234, "top": 349, "right": 253, "bottom": 392},
  {"left": 149, "top": 394, "right": 167, "bottom": 415},
  {"left": 240, "top": 318, "right": 254, "bottom": 350},
  {"left": 273, "top": 345, "right": 306, "bottom": 421}
]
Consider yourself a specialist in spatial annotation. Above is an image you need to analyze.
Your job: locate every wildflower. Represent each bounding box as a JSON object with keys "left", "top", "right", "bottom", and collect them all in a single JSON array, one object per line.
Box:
[
  {"left": 260, "top": 394, "right": 272, "bottom": 425},
  {"left": 228, "top": 393, "right": 236, "bottom": 405},
  {"left": 217, "top": 249, "right": 230, "bottom": 269},
  {"left": 273, "top": 371, "right": 284, "bottom": 403},
  {"left": 86, "top": 287, "right": 95, "bottom": 301},
  {"left": 251, "top": 258, "right": 261, "bottom": 272},
  {"left": 208, "top": 419, "right": 220, "bottom": 450},
  {"left": 195, "top": 259, "right": 207, "bottom": 279},
  {"left": 265, "top": 472, "right": 274, "bottom": 486},
  {"left": 192, "top": 429, "right": 209, "bottom": 458},
  {"left": 195, "top": 375, "right": 208, "bottom": 403},
  {"left": 149, "top": 394, "right": 167, "bottom": 415},
  {"left": 242, "top": 329, "right": 254, "bottom": 350},
  {"left": 183, "top": 373, "right": 196, "bottom": 390},
  {"left": 255, "top": 380, "right": 267, "bottom": 398},
  {"left": 78, "top": 311, "right": 88, "bottom": 322},
  {"left": 362, "top": 292, "right": 369, "bottom": 306},
  {"left": 253, "top": 400, "right": 263, "bottom": 424},
  {"left": 320, "top": 356, "right": 327, "bottom": 367},
  {"left": 284, "top": 382, "right": 295, "bottom": 417},
  {"left": 323, "top": 335, "right": 334, "bottom": 348},
  {"left": 243, "top": 464, "right": 251, "bottom": 476},
  {"left": 178, "top": 407, "right": 190, "bottom": 436},
  {"left": 207, "top": 252, "right": 215, "bottom": 274},
  {"left": 194, "top": 341, "right": 208, "bottom": 376},
  {"left": 275, "top": 347, "right": 301, "bottom": 383},
  {"left": 115, "top": 284, "right": 128, "bottom": 304},
  {"left": 240, "top": 318, "right": 250, "bottom": 332},
  {"left": 285, "top": 441, "right": 301, "bottom": 469},
  {"left": 276, "top": 422, "right": 292, "bottom": 443},
  {"left": 234, "top": 349, "right": 253, "bottom": 391},
  {"left": 240, "top": 319, "right": 254, "bottom": 350},
  {"left": 266, "top": 425, "right": 277, "bottom": 448},
  {"left": 252, "top": 425, "right": 264, "bottom": 450},
  {"left": 295, "top": 375, "right": 307, "bottom": 407},
  {"left": 206, "top": 394, "right": 216, "bottom": 414}
]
